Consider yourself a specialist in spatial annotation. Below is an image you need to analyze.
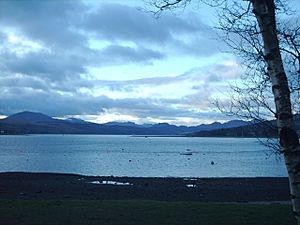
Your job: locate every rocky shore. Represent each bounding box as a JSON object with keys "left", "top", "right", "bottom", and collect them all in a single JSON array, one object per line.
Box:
[{"left": 0, "top": 172, "right": 290, "bottom": 203}]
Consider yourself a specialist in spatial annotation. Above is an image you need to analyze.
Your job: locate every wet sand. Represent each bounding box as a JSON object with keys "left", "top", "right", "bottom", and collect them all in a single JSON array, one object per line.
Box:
[{"left": 0, "top": 172, "right": 290, "bottom": 203}]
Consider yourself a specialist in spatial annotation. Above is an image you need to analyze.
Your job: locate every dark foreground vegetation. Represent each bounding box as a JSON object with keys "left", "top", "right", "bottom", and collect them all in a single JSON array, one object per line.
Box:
[
  {"left": 0, "top": 200, "right": 295, "bottom": 225},
  {"left": 0, "top": 172, "right": 295, "bottom": 225}
]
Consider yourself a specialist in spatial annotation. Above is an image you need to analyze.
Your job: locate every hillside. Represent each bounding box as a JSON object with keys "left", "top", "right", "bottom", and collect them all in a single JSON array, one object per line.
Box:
[
  {"left": 189, "top": 122, "right": 277, "bottom": 138},
  {"left": 190, "top": 114, "right": 300, "bottom": 138},
  {"left": 0, "top": 111, "right": 250, "bottom": 135}
]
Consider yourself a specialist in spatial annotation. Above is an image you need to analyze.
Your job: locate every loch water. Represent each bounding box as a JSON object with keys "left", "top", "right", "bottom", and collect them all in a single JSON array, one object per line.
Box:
[{"left": 0, "top": 135, "right": 287, "bottom": 177}]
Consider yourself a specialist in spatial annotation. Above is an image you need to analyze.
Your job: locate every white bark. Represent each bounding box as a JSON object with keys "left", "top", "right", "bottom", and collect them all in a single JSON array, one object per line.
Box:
[{"left": 252, "top": 0, "right": 300, "bottom": 223}]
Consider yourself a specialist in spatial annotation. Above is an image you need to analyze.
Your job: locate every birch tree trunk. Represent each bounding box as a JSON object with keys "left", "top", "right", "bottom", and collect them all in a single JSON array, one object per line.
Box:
[{"left": 252, "top": 0, "right": 300, "bottom": 223}]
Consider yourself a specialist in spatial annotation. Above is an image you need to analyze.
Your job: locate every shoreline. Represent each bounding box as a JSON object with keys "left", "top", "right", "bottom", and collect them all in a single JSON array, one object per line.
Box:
[
  {"left": 0, "top": 171, "right": 289, "bottom": 179},
  {"left": 0, "top": 172, "right": 290, "bottom": 203},
  {"left": 0, "top": 133, "right": 266, "bottom": 138}
]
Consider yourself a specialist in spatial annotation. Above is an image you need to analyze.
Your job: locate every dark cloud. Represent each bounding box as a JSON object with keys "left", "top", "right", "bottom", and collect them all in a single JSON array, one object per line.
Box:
[
  {"left": 0, "top": 75, "right": 48, "bottom": 91},
  {"left": 0, "top": 89, "right": 105, "bottom": 116},
  {"left": 0, "top": 50, "right": 87, "bottom": 81},
  {"left": 0, "top": 0, "right": 87, "bottom": 49},
  {"left": 82, "top": 3, "right": 221, "bottom": 56},
  {"left": 97, "top": 45, "right": 165, "bottom": 64},
  {"left": 170, "top": 33, "right": 225, "bottom": 57},
  {"left": 0, "top": 0, "right": 91, "bottom": 86},
  {"left": 83, "top": 3, "right": 200, "bottom": 44},
  {"left": 0, "top": 44, "right": 162, "bottom": 85}
]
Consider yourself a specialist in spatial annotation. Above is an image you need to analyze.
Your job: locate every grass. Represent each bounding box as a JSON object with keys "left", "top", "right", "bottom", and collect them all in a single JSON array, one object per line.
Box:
[{"left": 0, "top": 200, "right": 295, "bottom": 225}]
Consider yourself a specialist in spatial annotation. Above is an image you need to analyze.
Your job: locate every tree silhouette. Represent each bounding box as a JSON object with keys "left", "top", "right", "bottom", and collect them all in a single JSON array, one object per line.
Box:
[{"left": 149, "top": 0, "right": 300, "bottom": 223}]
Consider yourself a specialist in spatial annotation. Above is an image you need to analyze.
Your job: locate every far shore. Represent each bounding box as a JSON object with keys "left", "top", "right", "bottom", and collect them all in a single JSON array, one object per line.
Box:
[
  {"left": 0, "top": 172, "right": 290, "bottom": 203},
  {"left": 0, "top": 133, "right": 268, "bottom": 138}
]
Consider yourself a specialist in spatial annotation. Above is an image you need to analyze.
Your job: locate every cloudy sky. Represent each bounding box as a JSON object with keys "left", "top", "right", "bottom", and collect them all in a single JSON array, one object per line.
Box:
[{"left": 0, "top": 0, "right": 298, "bottom": 125}]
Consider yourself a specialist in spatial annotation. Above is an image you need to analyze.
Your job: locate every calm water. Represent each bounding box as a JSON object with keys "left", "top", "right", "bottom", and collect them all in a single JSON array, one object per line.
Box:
[{"left": 0, "top": 135, "right": 287, "bottom": 177}]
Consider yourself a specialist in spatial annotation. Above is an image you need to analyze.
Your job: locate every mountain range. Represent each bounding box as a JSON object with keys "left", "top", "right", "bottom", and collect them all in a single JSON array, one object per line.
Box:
[{"left": 0, "top": 111, "right": 250, "bottom": 135}]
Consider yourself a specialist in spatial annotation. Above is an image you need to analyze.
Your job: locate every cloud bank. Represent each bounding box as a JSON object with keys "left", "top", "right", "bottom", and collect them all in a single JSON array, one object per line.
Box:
[{"left": 0, "top": 0, "right": 239, "bottom": 124}]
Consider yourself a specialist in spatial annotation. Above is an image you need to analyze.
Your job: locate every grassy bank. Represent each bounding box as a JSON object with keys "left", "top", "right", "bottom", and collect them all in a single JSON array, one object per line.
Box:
[{"left": 0, "top": 200, "right": 295, "bottom": 225}]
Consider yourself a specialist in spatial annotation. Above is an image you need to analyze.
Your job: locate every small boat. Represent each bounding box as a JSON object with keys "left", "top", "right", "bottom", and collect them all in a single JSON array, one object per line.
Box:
[{"left": 180, "top": 152, "right": 193, "bottom": 156}]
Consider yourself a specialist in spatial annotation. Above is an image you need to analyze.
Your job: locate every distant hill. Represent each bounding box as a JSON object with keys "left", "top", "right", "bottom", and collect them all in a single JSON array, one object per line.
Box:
[
  {"left": 4, "top": 111, "right": 55, "bottom": 123},
  {"left": 0, "top": 111, "right": 251, "bottom": 135},
  {"left": 65, "top": 118, "right": 91, "bottom": 125},
  {"left": 188, "top": 118, "right": 300, "bottom": 138},
  {"left": 190, "top": 120, "right": 249, "bottom": 132},
  {"left": 104, "top": 121, "right": 144, "bottom": 128},
  {"left": 189, "top": 122, "right": 276, "bottom": 138}
]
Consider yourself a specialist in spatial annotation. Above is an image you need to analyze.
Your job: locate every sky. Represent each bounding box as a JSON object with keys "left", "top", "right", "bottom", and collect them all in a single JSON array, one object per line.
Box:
[{"left": 0, "top": 0, "right": 299, "bottom": 125}]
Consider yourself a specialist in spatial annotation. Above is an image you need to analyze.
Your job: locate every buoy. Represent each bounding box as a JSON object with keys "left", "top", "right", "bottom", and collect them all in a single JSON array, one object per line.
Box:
[{"left": 211, "top": 161, "right": 214, "bottom": 165}]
